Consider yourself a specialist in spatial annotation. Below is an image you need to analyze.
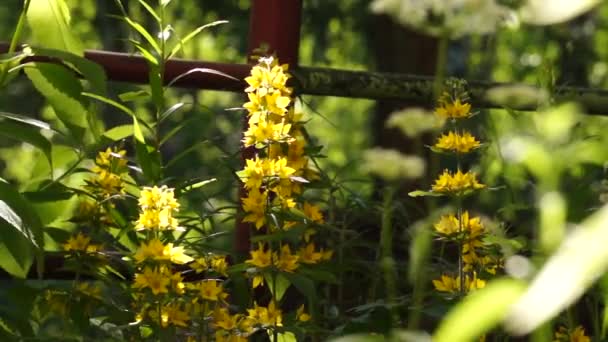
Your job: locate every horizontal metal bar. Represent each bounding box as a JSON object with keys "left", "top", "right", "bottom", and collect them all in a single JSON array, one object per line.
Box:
[{"left": 3, "top": 43, "right": 608, "bottom": 114}]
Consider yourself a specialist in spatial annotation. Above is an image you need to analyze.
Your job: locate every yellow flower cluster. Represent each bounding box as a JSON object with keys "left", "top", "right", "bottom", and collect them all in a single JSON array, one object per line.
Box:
[
  {"left": 432, "top": 273, "right": 486, "bottom": 294},
  {"left": 553, "top": 325, "right": 590, "bottom": 342},
  {"left": 86, "top": 147, "right": 129, "bottom": 198},
  {"left": 237, "top": 57, "right": 332, "bottom": 331},
  {"left": 434, "top": 131, "right": 481, "bottom": 153},
  {"left": 131, "top": 185, "right": 245, "bottom": 336},
  {"left": 435, "top": 97, "right": 472, "bottom": 120},
  {"left": 429, "top": 82, "right": 497, "bottom": 296},
  {"left": 62, "top": 232, "right": 101, "bottom": 253},
  {"left": 432, "top": 169, "right": 485, "bottom": 194},
  {"left": 135, "top": 185, "right": 181, "bottom": 231}
]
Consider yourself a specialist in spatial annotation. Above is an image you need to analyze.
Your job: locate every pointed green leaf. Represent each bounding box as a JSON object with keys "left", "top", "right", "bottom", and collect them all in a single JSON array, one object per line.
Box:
[
  {"left": 168, "top": 20, "right": 229, "bottom": 59},
  {"left": 24, "top": 62, "right": 88, "bottom": 140},
  {"left": 103, "top": 124, "right": 134, "bottom": 141},
  {"left": 264, "top": 273, "right": 291, "bottom": 302},
  {"left": 408, "top": 190, "right": 444, "bottom": 197},
  {"left": 0, "top": 180, "right": 45, "bottom": 278},
  {"left": 27, "top": 0, "right": 83, "bottom": 55},
  {"left": 122, "top": 17, "right": 161, "bottom": 54},
  {"left": 29, "top": 47, "right": 107, "bottom": 95},
  {"left": 0, "top": 119, "right": 52, "bottom": 166}
]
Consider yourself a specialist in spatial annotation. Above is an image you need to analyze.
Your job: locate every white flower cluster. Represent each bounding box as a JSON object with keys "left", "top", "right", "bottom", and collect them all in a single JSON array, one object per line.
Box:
[{"left": 370, "top": 0, "right": 516, "bottom": 38}]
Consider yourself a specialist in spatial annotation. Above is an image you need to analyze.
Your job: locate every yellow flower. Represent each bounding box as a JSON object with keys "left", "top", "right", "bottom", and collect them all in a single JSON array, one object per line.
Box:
[
  {"left": 193, "top": 280, "right": 226, "bottom": 301},
  {"left": 243, "top": 117, "right": 292, "bottom": 147},
  {"left": 435, "top": 98, "right": 472, "bottom": 120},
  {"left": 169, "top": 271, "right": 186, "bottom": 295},
  {"left": 191, "top": 257, "right": 209, "bottom": 273},
  {"left": 63, "top": 233, "right": 100, "bottom": 253},
  {"left": 132, "top": 267, "right": 170, "bottom": 295},
  {"left": 433, "top": 214, "right": 460, "bottom": 235},
  {"left": 95, "top": 147, "right": 127, "bottom": 170},
  {"left": 245, "top": 61, "right": 291, "bottom": 96},
  {"left": 149, "top": 302, "right": 190, "bottom": 328},
  {"left": 554, "top": 325, "right": 590, "bottom": 342},
  {"left": 213, "top": 307, "right": 240, "bottom": 330},
  {"left": 434, "top": 131, "right": 481, "bottom": 153},
  {"left": 433, "top": 211, "right": 484, "bottom": 237},
  {"left": 273, "top": 244, "right": 299, "bottom": 273},
  {"left": 240, "top": 156, "right": 266, "bottom": 190},
  {"left": 246, "top": 243, "right": 272, "bottom": 268},
  {"left": 242, "top": 189, "right": 268, "bottom": 229},
  {"left": 252, "top": 275, "right": 265, "bottom": 288},
  {"left": 247, "top": 301, "right": 283, "bottom": 327},
  {"left": 211, "top": 255, "right": 229, "bottom": 276},
  {"left": 303, "top": 202, "right": 324, "bottom": 223},
  {"left": 133, "top": 238, "right": 166, "bottom": 263},
  {"left": 138, "top": 185, "right": 180, "bottom": 210},
  {"left": 432, "top": 273, "right": 486, "bottom": 294},
  {"left": 87, "top": 147, "right": 128, "bottom": 198},
  {"left": 432, "top": 169, "right": 486, "bottom": 194},
  {"left": 299, "top": 243, "right": 323, "bottom": 264},
  {"left": 296, "top": 304, "right": 311, "bottom": 322}
]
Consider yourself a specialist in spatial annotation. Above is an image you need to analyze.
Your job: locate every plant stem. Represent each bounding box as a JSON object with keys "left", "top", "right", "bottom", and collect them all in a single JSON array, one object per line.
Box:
[
  {"left": 0, "top": 0, "right": 31, "bottom": 87},
  {"left": 380, "top": 185, "right": 398, "bottom": 325}
]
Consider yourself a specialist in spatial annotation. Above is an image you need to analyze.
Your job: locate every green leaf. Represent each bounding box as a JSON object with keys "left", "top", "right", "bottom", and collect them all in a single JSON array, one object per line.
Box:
[
  {"left": 0, "top": 118, "right": 52, "bottom": 166},
  {"left": 178, "top": 178, "right": 217, "bottom": 194},
  {"left": 27, "top": 0, "right": 83, "bottom": 55},
  {"left": 159, "top": 102, "right": 187, "bottom": 123},
  {"left": 168, "top": 20, "right": 229, "bottom": 59},
  {"left": 264, "top": 273, "right": 291, "bottom": 302},
  {"left": 119, "top": 90, "right": 150, "bottom": 102},
  {"left": 269, "top": 331, "right": 297, "bottom": 342},
  {"left": 408, "top": 190, "right": 444, "bottom": 197},
  {"left": 433, "top": 278, "right": 526, "bottom": 342},
  {"left": 82, "top": 92, "right": 151, "bottom": 130},
  {"left": 103, "top": 124, "right": 134, "bottom": 141},
  {"left": 24, "top": 62, "right": 88, "bottom": 141},
  {"left": 122, "top": 16, "right": 161, "bottom": 55},
  {"left": 133, "top": 117, "right": 161, "bottom": 182},
  {"left": 283, "top": 272, "right": 317, "bottom": 303},
  {"left": 166, "top": 67, "right": 238, "bottom": 88},
  {"left": 29, "top": 47, "right": 107, "bottom": 95},
  {"left": 505, "top": 203, "right": 608, "bottom": 335},
  {"left": 0, "top": 180, "right": 45, "bottom": 278},
  {"left": 136, "top": 0, "right": 160, "bottom": 23}
]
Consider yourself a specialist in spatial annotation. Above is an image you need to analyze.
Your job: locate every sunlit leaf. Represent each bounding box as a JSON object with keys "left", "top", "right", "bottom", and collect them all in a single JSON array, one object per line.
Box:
[
  {"left": 25, "top": 62, "right": 88, "bottom": 141},
  {"left": 122, "top": 16, "right": 161, "bottom": 54},
  {"left": 0, "top": 180, "right": 45, "bottom": 278},
  {"left": 103, "top": 124, "right": 134, "bottom": 141},
  {"left": 434, "top": 278, "right": 526, "bottom": 342},
  {"left": 0, "top": 119, "right": 52, "bottom": 167},
  {"left": 29, "top": 47, "right": 107, "bottom": 95},
  {"left": 27, "top": 0, "right": 83, "bottom": 55},
  {"left": 504, "top": 204, "right": 608, "bottom": 335},
  {"left": 166, "top": 67, "right": 238, "bottom": 88},
  {"left": 168, "top": 20, "right": 229, "bottom": 59}
]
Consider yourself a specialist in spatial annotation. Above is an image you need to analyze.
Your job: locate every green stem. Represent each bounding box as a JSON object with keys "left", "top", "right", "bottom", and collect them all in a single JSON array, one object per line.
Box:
[
  {"left": 0, "top": 0, "right": 31, "bottom": 87},
  {"left": 380, "top": 185, "right": 398, "bottom": 325}
]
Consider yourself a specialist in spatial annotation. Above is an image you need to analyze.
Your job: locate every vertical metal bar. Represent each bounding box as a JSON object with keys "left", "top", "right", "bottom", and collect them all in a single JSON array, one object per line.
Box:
[{"left": 235, "top": 0, "right": 303, "bottom": 255}]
